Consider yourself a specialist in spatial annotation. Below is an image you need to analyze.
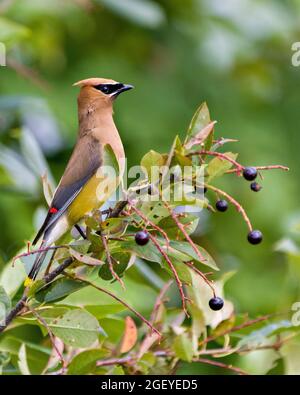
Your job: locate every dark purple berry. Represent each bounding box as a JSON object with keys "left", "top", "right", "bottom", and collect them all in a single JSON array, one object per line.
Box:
[
  {"left": 250, "top": 182, "right": 262, "bottom": 192},
  {"left": 247, "top": 230, "right": 263, "bottom": 245},
  {"left": 209, "top": 297, "right": 224, "bottom": 311},
  {"left": 216, "top": 199, "right": 228, "bottom": 212},
  {"left": 243, "top": 167, "right": 257, "bottom": 181},
  {"left": 135, "top": 231, "right": 149, "bottom": 246}
]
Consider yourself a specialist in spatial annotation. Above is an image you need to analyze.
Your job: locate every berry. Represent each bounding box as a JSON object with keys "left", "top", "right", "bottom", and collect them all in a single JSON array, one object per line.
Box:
[
  {"left": 250, "top": 182, "right": 262, "bottom": 192},
  {"left": 135, "top": 231, "right": 149, "bottom": 246},
  {"left": 209, "top": 297, "right": 224, "bottom": 311},
  {"left": 247, "top": 230, "right": 263, "bottom": 245},
  {"left": 243, "top": 167, "right": 257, "bottom": 181},
  {"left": 216, "top": 199, "right": 228, "bottom": 212}
]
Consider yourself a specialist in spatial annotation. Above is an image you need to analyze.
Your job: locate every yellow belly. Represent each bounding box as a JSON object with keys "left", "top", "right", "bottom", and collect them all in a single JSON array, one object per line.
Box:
[{"left": 67, "top": 173, "right": 120, "bottom": 225}]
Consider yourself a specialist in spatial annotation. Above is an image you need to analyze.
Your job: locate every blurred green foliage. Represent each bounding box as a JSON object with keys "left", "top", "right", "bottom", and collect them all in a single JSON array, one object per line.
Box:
[{"left": 0, "top": 0, "right": 300, "bottom": 374}]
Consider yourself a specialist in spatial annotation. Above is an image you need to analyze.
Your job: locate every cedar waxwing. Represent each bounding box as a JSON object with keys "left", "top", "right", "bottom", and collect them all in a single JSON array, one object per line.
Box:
[{"left": 26, "top": 77, "right": 133, "bottom": 284}]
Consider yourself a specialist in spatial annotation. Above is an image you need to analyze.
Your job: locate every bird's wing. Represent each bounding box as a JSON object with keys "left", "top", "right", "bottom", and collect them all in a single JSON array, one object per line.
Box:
[{"left": 33, "top": 134, "right": 102, "bottom": 245}]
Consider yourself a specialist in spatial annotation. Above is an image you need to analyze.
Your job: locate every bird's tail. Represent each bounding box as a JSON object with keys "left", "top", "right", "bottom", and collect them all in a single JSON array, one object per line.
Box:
[{"left": 24, "top": 241, "right": 48, "bottom": 287}]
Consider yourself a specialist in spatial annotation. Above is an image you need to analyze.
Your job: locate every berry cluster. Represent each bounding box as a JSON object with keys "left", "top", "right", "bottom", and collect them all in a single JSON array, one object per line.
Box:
[
  {"left": 212, "top": 166, "right": 263, "bottom": 246},
  {"left": 132, "top": 164, "right": 278, "bottom": 313}
]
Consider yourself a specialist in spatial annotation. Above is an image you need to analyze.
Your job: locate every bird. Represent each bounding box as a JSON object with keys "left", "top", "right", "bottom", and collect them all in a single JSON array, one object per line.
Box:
[{"left": 25, "top": 77, "right": 133, "bottom": 285}]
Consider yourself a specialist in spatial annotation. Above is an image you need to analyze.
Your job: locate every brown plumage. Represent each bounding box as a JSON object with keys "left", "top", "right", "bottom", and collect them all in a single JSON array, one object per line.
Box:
[{"left": 27, "top": 77, "right": 133, "bottom": 283}]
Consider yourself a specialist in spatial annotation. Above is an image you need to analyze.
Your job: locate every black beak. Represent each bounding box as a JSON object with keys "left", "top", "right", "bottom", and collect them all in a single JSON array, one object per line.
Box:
[{"left": 116, "top": 83, "right": 134, "bottom": 95}]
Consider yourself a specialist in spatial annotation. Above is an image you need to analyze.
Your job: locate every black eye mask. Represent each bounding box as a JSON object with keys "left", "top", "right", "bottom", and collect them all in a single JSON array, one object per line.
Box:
[{"left": 94, "top": 83, "right": 123, "bottom": 95}]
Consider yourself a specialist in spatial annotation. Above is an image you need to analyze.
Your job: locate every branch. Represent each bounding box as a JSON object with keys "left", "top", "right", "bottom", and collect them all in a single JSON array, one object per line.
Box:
[
  {"left": 193, "top": 357, "right": 248, "bottom": 375},
  {"left": 205, "top": 184, "right": 253, "bottom": 232},
  {"left": 0, "top": 197, "right": 131, "bottom": 334},
  {"left": 164, "top": 201, "right": 206, "bottom": 263},
  {"left": 0, "top": 257, "right": 74, "bottom": 334},
  {"left": 99, "top": 230, "right": 125, "bottom": 289},
  {"left": 66, "top": 273, "right": 161, "bottom": 338},
  {"left": 188, "top": 150, "right": 242, "bottom": 170},
  {"left": 108, "top": 200, "right": 128, "bottom": 218},
  {"left": 199, "top": 313, "right": 274, "bottom": 347},
  {"left": 148, "top": 233, "right": 189, "bottom": 316}
]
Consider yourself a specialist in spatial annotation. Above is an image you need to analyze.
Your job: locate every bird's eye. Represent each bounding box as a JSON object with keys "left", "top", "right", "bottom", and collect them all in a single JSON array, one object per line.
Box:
[
  {"left": 94, "top": 84, "right": 115, "bottom": 94},
  {"left": 101, "top": 85, "right": 110, "bottom": 93}
]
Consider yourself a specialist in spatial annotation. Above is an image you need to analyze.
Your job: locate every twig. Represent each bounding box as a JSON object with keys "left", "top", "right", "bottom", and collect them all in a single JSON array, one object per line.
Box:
[
  {"left": 0, "top": 257, "right": 74, "bottom": 333},
  {"left": 74, "top": 224, "right": 87, "bottom": 239},
  {"left": 96, "top": 350, "right": 170, "bottom": 368},
  {"left": 199, "top": 313, "right": 274, "bottom": 347},
  {"left": 149, "top": 280, "right": 173, "bottom": 326},
  {"left": 43, "top": 257, "right": 74, "bottom": 284},
  {"left": 185, "top": 261, "right": 215, "bottom": 297},
  {"left": 65, "top": 273, "right": 161, "bottom": 338},
  {"left": 100, "top": 230, "right": 125, "bottom": 289},
  {"left": 188, "top": 151, "right": 289, "bottom": 178},
  {"left": 44, "top": 250, "right": 57, "bottom": 276},
  {"left": 205, "top": 184, "right": 253, "bottom": 232},
  {"left": 0, "top": 295, "right": 27, "bottom": 333},
  {"left": 27, "top": 305, "right": 66, "bottom": 371},
  {"left": 0, "top": 199, "right": 129, "bottom": 334},
  {"left": 148, "top": 233, "right": 188, "bottom": 316},
  {"left": 188, "top": 150, "right": 242, "bottom": 171},
  {"left": 129, "top": 204, "right": 170, "bottom": 248},
  {"left": 108, "top": 200, "right": 128, "bottom": 218},
  {"left": 136, "top": 281, "right": 173, "bottom": 359},
  {"left": 226, "top": 165, "right": 289, "bottom": 174},
  {"left": 164, "top": 201, "right": 206, "bottom": 262},
  {"left": 13, "top": 245, "right": 68, "bottom": 266},
  {"left": 193, "top": 357, "right": 248, "bottom": 375}
]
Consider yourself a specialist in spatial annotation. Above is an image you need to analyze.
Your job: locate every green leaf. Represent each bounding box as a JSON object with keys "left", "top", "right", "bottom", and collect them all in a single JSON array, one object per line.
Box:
[
  {"left": 49, "top": 309, "right": 101, "bottom": 348},
  {"left": 103, "top": 143, "right": 120, "bottom": 176},
  {"left": 206, "top": 152, "right": 238, "bottom": 181},
  {"left": 60, "top": 276, "right": 157, "bottom": 315},
  {"left": 189, "top": 306, "right": 205, "bottom": 353},
  {"left": 85, "top": 304, "right": 126, "bottom": 318},
  {"left": 0, "top": 351, "right": 10, "bottom": 374},
  {"left": 0, "top": 286, "right": 11, "bottom": 324},
  {"left": 185, "top": 121, "right": 216, "bottom": 150},
  {"left": 70, "top": 248, "right": 105, "bottom": 267},
  {"left": 101, "top": 218, "right": 128, "bottom": 236},
  {"left": 100, "top": 317, "right": 125, "bottom": 343},
  {"left": 115, "top": 239, "right": 162, "bottom": 265},
  {"left": 185, "top": 102, "right": 211, "bottom": 142},
  {"left": 137, "top": 352, "right": 157, "bottom": 374},
  {"left": 139, "top": 201, "right": 169, "bottom": 224},
  {"left": 17, "top": 344, "right": 31, "bottom": 375},
  {"left": 70, "top": 239, "right": 91, "bottom": 254},
  {"left": 237, "top": 320, "right": 295, "bottom": 349},
  {"left": 68, "top": 349, "right": 106, "bottom": 375},
  {"left": 168, "top": 240, "right": 219, "bottom": 271},
  {"left": 281, "top": 338, "right": 300, "bottom": 374},
  {"left": 98, "top": 252, "right": 130, "bottom": 280},
  {"left": 267, "top": 357, "right": 285, "bottom": 375},
  {"left": 158, "top": 214, "right": 199, "bottom": 239},
  {"left": 187, "top": 270, "right": 234, "bottom": 329},
  {"left": 173, "top": 333, "right": 193, "bottom": 362},
  {"left": 35, "top": 278, "right": 85, "bottom": 303},
  {"left": 141, "top": 150, "right": 165, "bottom": 182},
  {"left": 110, "top": 365, "right": 125, "bottom": 375}
]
